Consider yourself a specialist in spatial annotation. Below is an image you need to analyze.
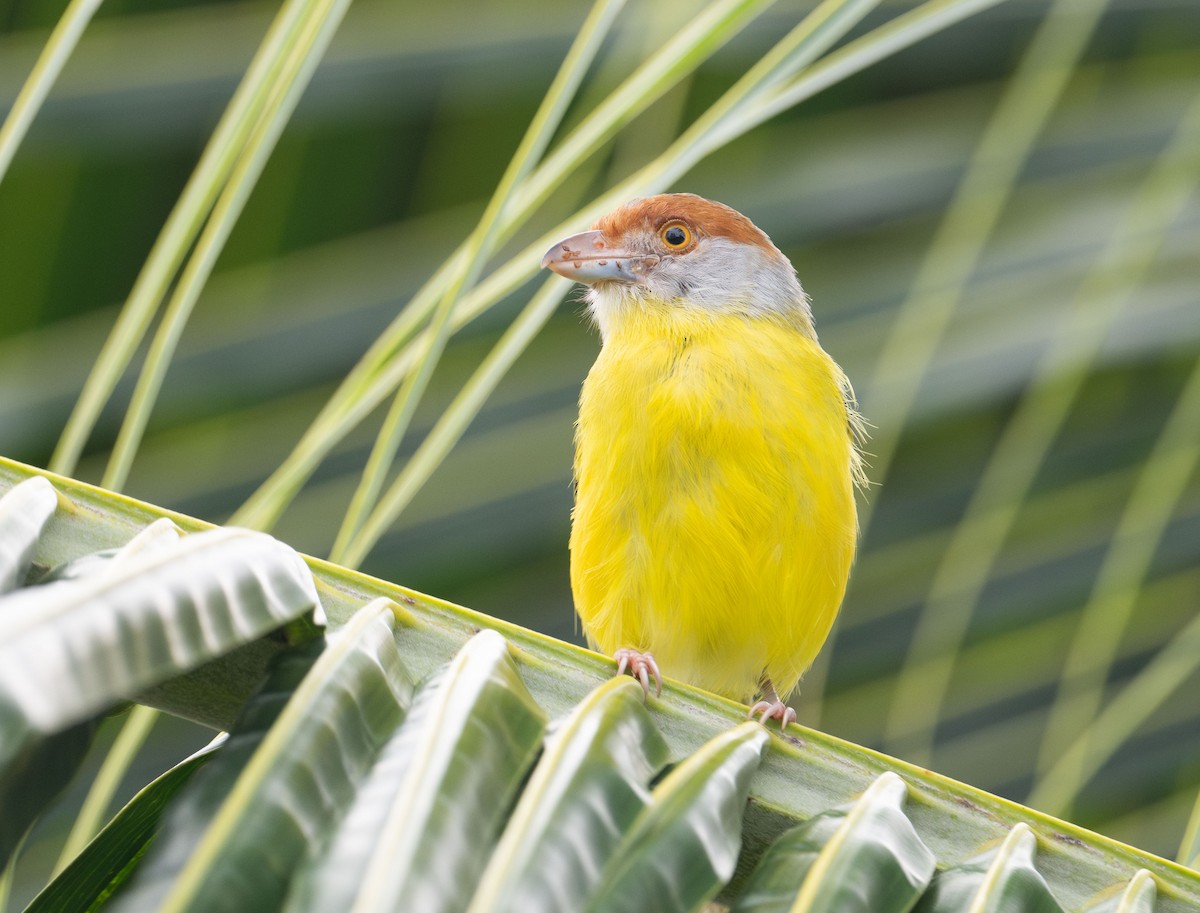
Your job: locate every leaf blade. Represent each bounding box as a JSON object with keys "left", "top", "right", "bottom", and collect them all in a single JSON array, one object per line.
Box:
[
  {"left": 731, "top": 772, "right": 935, "bottom": 913},
  {"left": 466, "top": 676, "right": 669, "bottom": 913},
  {"left": 913, "top": 824, "right": 1065, "bottom": 913},
  {"left": 23, "top": 734, "right": 225, "bottom": 913},
  {"left": 0, "top": 526, "right": 320, "bottom": 755},
  {"left": 286, "top": 629, "right": 546, "bottom": 913},
  {"left": 108, "top": 599, "right": 412, "bottom": 913},
  {"left": 0, "top": 476, "right": 56, "bottom": 593},
  {"left": 585, "top": 721, "right": 770, "bottom": 913}
]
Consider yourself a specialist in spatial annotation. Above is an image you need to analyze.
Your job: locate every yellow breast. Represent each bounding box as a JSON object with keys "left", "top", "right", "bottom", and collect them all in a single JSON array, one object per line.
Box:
[{"left": 570, "top": 303, "right": 859, "bottom": 702}]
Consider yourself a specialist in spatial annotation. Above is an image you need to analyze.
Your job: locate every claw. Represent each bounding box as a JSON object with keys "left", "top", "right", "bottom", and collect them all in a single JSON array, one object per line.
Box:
[
  {"left": 612, "top": 648, "right": 662, "bottom": 698},
  {"left": 644, "top": 654, "right": 662, "bottom": 695},
  {"left": 749, "top": 700, "right": 796, "bottom": 728}
]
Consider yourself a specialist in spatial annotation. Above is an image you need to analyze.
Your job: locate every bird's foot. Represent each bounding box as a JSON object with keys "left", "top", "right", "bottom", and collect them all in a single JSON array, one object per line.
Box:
[
  {"left": 614, "top": 648, "right": 662, "bottom": 698},
  {"left": 749, "top": 699, "right": 797, "bottom": 728}
]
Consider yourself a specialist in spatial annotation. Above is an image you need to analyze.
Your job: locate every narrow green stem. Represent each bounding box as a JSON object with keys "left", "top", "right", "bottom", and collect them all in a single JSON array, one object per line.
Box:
[
  {"left": 884, "top": 85, "right": 1200, "bottom": 765},
  {"left": 806, "top": 0, "right": 1104, "bottom": 724},
  {"left": 1028, "top": 603, "right": 1200, "bottom": 816},
  {"left": 232, "top": 0, "right": 1008, "bottom": 541},
  {"left": 1033, "top": 346, "right": 1200, "bottom": 782},
  {"left": 232, "top": 0, "right": 884, "bottom": 534},
  {"left": 0, "top": 831, "right": 26, "bottom": 913},
  {"left": 340, "top": 277, "right": 571, "bottom": 568},
  {"left": 226, "top": 258, "right": 459, "bottom": 531},
  {"left": 102, "top": 0, "right": 356, "bottom": 492},
  {"left": 333, "top": 1, "right": 700, "bottom": 580},
  {"left": 855, "top": 0, "right": 1110, "bottom": 534},
  {"left": 329, "top": 0, "right": 627, "bottom": 564},
  {"left": 1178, "top": 789, "right": 1200, "bottom": 868},
  {"left": 650, "top": 0, "right": 886, "bottom": 161},
  {"left": 49, "top": 0, "right": 320, "bottom": 477},
  {"left": 52, "top": 705, "right": 159, "bottom": 875},
  {"left": 506, "top": 0, "right": 775, "bottom": 220},
  {"left": 234, "top": 0, "right": 772, "bottom": 534},
  {"left": 0, "top": 0, "right": 104, "bottom": 186}
]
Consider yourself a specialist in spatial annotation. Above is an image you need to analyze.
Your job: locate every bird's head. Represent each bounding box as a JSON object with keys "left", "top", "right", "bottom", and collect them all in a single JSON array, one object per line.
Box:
[{"left": 541, "top": 193, "right": 813, "bottom": 339}]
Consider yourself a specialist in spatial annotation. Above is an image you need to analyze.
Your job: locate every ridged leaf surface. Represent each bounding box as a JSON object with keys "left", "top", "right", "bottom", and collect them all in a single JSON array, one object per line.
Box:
[
  {"left": 108, "top": 600, "right": 412, "bottom": 913},
  {"left": 285, "top": 628, "right": 545, "bottom": 913},
  {"left": 5, "top": 463, "right": 1200, "bottom": 913},
  {"left": 23, "top": 735, "right": 225, "bottom": 913},
  {"left": 731, "top": 771, "right": 935, "bottom": 913},
  {"left": 92, "top": 634, "right": 325, "bottom": 912},
  {"left": 913, "top": 823, "right": 1065, "bottom": 913},
  {"left": 0, "top": 475, "right": 56, "bottom": 592},
  {"left": 35, "top": 517, "right": 183, "bottom": 584},
  {"left": 1083, "top": 870, "right": 1156, "bottom": 913},
  {"left": 1, "top": 515, "right": 189, "bottom": 867},
  {"left": 585, "top": 721, "right": 769, "bottom": 913},
  {"left": 465, "top": 676, "right": 670, "bottom": 913},
  {"left": 0, "top": 522, "right": 320, "bottom": 753}
]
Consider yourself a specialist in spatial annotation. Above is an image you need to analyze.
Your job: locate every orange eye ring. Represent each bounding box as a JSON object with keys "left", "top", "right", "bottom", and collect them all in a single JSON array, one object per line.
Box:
[{"left": 659, "top": 221, "right": 694, "bottom": 250}]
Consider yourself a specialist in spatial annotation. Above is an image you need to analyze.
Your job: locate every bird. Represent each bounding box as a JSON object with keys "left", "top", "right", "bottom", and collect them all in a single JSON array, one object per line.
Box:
[{"left": 541, "top": 193, "right": 864, "bottom": 726}]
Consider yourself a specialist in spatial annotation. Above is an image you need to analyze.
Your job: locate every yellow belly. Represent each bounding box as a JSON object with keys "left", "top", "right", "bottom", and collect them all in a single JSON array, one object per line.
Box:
[{"left": 570, "top": 306, "right": 858, "bottom": 702}]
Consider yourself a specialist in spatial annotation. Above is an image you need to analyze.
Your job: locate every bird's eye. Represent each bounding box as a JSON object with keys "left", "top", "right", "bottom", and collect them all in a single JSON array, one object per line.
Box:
[{"left": 660, "top": 222, "right": 693, "bottom": 249}]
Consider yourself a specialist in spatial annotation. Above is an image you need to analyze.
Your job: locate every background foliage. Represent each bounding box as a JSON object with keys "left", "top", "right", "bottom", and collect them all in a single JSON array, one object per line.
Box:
[{"left": 1, "top": 0, "right": 1199, "bottom": 905}]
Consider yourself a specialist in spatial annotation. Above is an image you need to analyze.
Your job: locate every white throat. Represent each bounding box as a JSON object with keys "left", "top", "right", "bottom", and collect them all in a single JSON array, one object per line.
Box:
[{"left": 585, "top": 237, "right": 814, "bottom": 341}]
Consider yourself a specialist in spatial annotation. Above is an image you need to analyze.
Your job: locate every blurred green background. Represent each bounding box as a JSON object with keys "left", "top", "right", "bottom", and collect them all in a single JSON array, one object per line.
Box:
[{"left": 2, "top": 0, "right": 1199, "bottom": 895}]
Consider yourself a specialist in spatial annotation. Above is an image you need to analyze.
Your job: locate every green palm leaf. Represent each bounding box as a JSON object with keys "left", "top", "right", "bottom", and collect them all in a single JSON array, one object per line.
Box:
[
  {"left": 108, "top": 601, "right": 409, "bottom": 913},
  {"left": 4, "top": 461, "right": 1199, "bottom": 912},
  {"left": 1084, "top": 870, "right": 1156, "bottom": 913},
  {"left": 0, "top": 523, "right": 319, "bottom": 756},
  {"left": 284, "top": 628, "right": 544, "bottom": 913},
  {"left": 584, "top": 722, "right": 769, "bottom": 913},
  {"left": 730, "top": 772, "right": 935, "bottom": 913},
  {"left": 912, "top": 824, "right": 1063, "bottom": 913},
  {"left": 23, "top": 735, "right": 223, "bottom": 913},
  {"left": 3, "top": 0, "right": 1200, "bottom": 906},
  {"left": 0, "top": 477, "right": 56, "bottom": 593},
  {"left": 465, "top": 677, "right": 669, "bottom": 913}
]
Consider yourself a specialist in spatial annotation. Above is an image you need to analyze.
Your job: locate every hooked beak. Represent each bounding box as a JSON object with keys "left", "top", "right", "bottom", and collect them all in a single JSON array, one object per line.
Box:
[{"left": 540, "top": 229, "right": 658, "bottom": 285}]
